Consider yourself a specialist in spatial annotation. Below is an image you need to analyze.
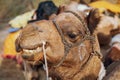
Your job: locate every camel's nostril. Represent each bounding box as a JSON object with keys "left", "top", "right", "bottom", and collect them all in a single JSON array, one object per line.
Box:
[
  {"left": 15, "top": 37, "right": 22, "bottom": 52},
  {"left": 15, "top": 44, "right": 22, "bottom": 52}
]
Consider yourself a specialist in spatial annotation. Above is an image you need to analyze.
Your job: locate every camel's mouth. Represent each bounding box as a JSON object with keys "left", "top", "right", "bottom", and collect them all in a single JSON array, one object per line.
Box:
[
  {"left": 21, "top": 42, "right": 50, "bottom": 79},
  {"left": 21, "top": 46, "right": 45, "bottom": 62},
  {"left": 20, "top": 41, "right": 49, "bottom": 61},
  {"left": 23, "top": 47, "right": 43, "bottom": 55}
]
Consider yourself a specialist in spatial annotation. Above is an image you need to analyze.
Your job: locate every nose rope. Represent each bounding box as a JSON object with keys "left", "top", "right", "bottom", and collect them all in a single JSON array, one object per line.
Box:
[
  {"left": 42, "top": 41, "right": 49, "bottom": 80},
  {"left": 23, "top": 60, "right": 28, "bottom": 80}
]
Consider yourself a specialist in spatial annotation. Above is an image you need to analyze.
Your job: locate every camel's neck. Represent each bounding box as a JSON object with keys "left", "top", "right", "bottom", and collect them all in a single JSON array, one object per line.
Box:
[
  {"left": 49, "top": 56, "right": 101, "bottom": 80},
  {"left": 49, "top": 41, "right": 95, "bottom": 79},
  {"left": 49, "top": 35, "right": 102, "bottom": 80}
]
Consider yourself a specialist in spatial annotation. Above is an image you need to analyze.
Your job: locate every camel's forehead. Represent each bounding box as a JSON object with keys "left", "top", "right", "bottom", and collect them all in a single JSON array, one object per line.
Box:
[
  {"left": 56, "top": 12, "right": 85, "bottom": 24},
  {"left": 31, "top": 20, "right": 54, "bottom": 29},
  {"left": 22, "top": 20, "right": 55, "bottom": 33},
  {"left": 54, "top": 13, "right": 85, "bottom": 32},
  {"left": 55, "top": 13, "right": 77, "bottom": 21}
]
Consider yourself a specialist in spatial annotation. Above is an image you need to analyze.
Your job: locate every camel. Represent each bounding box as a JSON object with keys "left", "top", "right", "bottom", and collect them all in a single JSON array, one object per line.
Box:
[{"left": 15, "top": 9, "right": 105, "bottom": 80}]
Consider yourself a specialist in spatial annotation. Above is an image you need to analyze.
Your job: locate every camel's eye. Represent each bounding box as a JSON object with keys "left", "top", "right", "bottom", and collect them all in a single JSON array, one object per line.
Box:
[{"left": 68, "top": 33, "right": 77, "bottom": 39}]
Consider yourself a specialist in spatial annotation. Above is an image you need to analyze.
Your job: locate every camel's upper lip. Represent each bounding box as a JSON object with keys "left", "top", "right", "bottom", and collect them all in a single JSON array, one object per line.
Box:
[
  {"left": 20, "top": 44, "right": 43, "bottom": 50},
  {"left": 20, "top": 41, "right": 48, "bottom": 50}
]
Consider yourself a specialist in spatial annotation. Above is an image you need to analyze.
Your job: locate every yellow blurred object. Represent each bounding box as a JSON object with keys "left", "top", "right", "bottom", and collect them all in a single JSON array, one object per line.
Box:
[
  {"left": 3, "top": 30, "right": 21, "bottom": 57},
  {"left": 0, "top": 55, "right": 3, "bottom": 66},
  {"left": 9, "top": 10, "right": 35, "bottom": 28},
  {"left": 89, "top": 1, "right": 120, "bottom": 13},
  {"left": 53, "top": 0, "right": 70, "bottom": 6},
  {"left": 116, "top": 4, "right": 120, "bottom": 7}
]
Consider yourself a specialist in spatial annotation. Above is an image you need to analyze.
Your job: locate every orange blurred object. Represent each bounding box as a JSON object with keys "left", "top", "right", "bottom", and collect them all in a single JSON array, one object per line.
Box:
[
  {"left": 89, "top": 1, "right": 120, "bottom": 13},
  {"left": 3, "top": 30, "right": 21, "bottom": 57}
]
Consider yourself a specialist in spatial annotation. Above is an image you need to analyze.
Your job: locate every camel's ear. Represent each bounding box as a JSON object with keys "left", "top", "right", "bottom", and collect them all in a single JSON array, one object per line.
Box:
[{"left": 87, "top": 8, "right": 101, "bottom": 34}]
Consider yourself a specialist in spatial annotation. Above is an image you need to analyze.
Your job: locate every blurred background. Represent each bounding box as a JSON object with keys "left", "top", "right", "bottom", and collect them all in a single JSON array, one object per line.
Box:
[{"left": 0, "top": 0, "right": 120, "bottom": 80}]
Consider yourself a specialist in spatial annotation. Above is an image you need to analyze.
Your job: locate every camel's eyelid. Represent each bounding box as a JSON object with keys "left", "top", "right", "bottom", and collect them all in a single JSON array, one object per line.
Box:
[{"left": 68, "top": 33, "right": 77, "bottom": 39}]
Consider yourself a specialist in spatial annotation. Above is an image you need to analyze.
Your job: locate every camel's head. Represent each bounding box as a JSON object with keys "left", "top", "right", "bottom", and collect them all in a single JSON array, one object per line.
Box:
[{"left": 15, "top": 9, "right": 101, "bottom": 67}]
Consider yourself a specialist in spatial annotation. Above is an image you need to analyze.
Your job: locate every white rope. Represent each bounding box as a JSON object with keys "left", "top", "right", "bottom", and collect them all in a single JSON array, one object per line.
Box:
[
  {"left": 23, "top": 60, "right": 28, "bottom": 80},
  {"left": 78, "top": 43, "right": 87, "bottom": 61},
  {"left": 42, "top": 41, "right": 49, "bottom": 80}
]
